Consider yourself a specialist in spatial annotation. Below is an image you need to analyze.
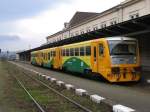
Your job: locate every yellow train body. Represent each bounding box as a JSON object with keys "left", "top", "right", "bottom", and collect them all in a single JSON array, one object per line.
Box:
[{"left": 31, "top": 37, "right": 141, "bottom": 82}]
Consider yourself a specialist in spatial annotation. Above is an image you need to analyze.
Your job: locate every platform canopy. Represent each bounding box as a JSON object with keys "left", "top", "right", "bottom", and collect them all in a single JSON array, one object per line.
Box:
[{"left": 18, "top": 14, "right": 150, "bottom": 55}]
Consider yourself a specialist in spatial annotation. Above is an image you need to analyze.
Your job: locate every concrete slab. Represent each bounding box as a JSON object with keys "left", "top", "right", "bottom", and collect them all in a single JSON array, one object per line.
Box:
[
  {"left": 147, "top": 79, "right": 150, "bottom": 83},
  {"left": 113, "top": 104, "right": 135, "bottom": 112},
  {"left": 90, "top": 94, "right": 105, "bottom": 103},
  {"left": 75, "top": 89, "right": 87, "bottom": 96},
  {"left": 45, "top": 76, "right": 51, "bottom": 80},
  {"left": 65, "top": 84, "right": 74, "bottom": 90},
  {"left": 50, "top": 78, "right": 56, "bottom": 82},
  {"left": 56, "top": 81, "right": 64, "bottom": 86}
]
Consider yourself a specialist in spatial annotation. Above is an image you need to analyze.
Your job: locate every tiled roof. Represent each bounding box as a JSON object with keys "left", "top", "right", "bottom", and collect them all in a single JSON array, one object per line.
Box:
[{"left": 68, "top": 11, "right": 100, "bottom": 28}]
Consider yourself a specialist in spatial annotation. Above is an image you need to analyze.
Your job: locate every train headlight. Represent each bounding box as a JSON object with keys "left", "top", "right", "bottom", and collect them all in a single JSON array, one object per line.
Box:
[
  {"left": 134, "top": 57, "right": 137, "bottom": 63},
  {"left": 111, "top": 67, "right": 120, "bottom": 74}
]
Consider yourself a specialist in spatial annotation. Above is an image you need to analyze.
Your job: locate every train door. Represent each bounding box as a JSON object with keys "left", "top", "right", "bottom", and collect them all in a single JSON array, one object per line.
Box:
[
  {"left": 55, "top": 48, "right": 62, "bottom": 69},
  {"left": 59, "top": 47, "right": 62, "bottom": 69},
  {"left": 91, "top": 42, "right": 99, "bottom": 72},
  {"left": 98, "top": 43, "right": 105, "bottom": 74}
]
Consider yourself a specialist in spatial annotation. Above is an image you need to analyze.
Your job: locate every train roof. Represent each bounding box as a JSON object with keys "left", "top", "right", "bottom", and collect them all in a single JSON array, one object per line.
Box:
[
  {"left": 31, "top": 37, "right": 137, "bottom": 53},
  {"left": 106, "top": 37, "right": 137, "bottom": 41}
]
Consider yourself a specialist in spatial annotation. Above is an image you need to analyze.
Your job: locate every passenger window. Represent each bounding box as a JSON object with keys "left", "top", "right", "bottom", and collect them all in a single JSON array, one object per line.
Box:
[
  {"left": 61, "top": 49, "right": 63, "bottom": 56},
  {"left": 63, "top": 49, "right": 65, "bottom": 56},
  {"left": 99, "top": 44, "right": 104, "bottom": 56},
  {"left": 53, "top": 51, "right": 56, "bottom": 57},
  {"left": 80, "top": 47, "right": 84, "bottom": 56},
  {"left": 86, "top": 46, "right": 91, "bottom": 56},
  {"left": 48, "top": 52, "right": 50, "bottom": 60},
  {"left": 66, "top": 49, "right": 69, "bottom": 56},
  {"left": 51, "top": 51, "right": 53, "bottom": 57},
  {"left": 43, "top": 53, "right": 44, "bottom": 59},
  {"left": 94, "top": 47, "right": 96, "bottom": 58},
  {"left": 70, "top": 48, "right": 74, "bottom": 56},
  {"left": 75, "top": 48, "right": 79, "bottom": 56}
]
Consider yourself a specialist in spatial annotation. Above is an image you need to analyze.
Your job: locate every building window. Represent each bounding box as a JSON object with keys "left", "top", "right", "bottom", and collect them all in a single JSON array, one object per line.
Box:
[
  {"left": 110, "top": 21, "right": 117, "bottom": 25},
  {"left": 80, "top": 29, "right": 84, "bottom": 34},
  {"left": 70, "top": 33, "right": 74, "bottom": 37},
  {"left": 75, "top": 31, "right": 79, "bottom": 36},
  {"left": 129, "top": 11, "right": 139, "bottom": 19},
  {"left": 86, "top": 27, "right": 91, "bottom": 33},
  {"left": 93, "top": 25, "right": 98, "bottom": 31},
  {"left": 110, "top": 18, "right": 117, "bottom": 25},
  {"left": 64, "top": 35, "right": 67, "bottom": 39},
  {"left": 101, "top": 22, "right": 107, "bottom": 28}
]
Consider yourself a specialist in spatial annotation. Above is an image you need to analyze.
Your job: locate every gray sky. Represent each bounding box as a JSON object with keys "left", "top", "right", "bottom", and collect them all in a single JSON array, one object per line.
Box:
[{"left": 0, "top": 0, "right": 124, "bottom": 51}]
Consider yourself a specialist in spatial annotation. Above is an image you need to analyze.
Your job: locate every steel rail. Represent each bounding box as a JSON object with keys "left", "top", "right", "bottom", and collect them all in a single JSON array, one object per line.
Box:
[
  {"left": 10, "top": 61, "right": 93, "bottom": 112},
  {"left": 22, "top": 71, "right": 93, "bottom": 112},
  {"left": 11, "top": 74, "right": 46, "bottom": 112}
]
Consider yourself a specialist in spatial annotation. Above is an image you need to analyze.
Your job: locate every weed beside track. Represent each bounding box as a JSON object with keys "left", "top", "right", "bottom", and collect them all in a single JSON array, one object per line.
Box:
[{"left": 0, "top": 60, "right": 112, "bottom": 112}]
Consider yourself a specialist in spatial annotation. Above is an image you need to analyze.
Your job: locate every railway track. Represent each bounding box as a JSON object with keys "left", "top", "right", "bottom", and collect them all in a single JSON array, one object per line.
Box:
[
  {"left": 8, "top": 63, "right": 94, "bottom": 112},
  {"left": 14, "top": 61, "right": 150, "bottom": 112},
  {"left": 12, "top": 74, "right": 46, "bottom": 112}
]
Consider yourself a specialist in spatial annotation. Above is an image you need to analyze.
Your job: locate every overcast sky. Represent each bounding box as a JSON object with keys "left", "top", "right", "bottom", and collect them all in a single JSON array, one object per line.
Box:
[{"left": 0, "top": 0, "right": 124, "bottom": 51}]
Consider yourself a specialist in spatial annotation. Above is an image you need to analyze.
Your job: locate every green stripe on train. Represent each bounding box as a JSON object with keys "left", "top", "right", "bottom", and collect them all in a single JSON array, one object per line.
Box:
[
  {"left": 43, "top": 59, "right": 54, "bottom": 68},
  {"left": 31, "top": 58, "right": 37, "bottom": 65},
  {"left": 63, "top": 57, "right": 90, "bottom": 73}
]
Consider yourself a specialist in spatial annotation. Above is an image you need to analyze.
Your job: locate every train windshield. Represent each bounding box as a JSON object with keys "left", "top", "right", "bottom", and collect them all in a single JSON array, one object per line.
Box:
[{"left": 108, "top": 40, "right": 137, "bottom": 56}]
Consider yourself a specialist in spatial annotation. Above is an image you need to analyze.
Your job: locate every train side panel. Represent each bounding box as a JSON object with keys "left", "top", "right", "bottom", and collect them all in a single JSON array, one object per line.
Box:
[{"left": 61, "top": 42, "right": 92, "bottom": 74}]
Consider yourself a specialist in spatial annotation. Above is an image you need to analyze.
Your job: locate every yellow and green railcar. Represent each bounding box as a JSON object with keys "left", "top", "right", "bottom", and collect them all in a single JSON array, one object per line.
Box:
[
  {"left": 31, "top": 37, "right": 141, "bottom": 82},
  {"left": 31, "top": 50, "right": 43, "bottom": 66},
  {"left": 41, "top": 47, "right": 61, "bottom": 69},
  {"left": 31, "top": 47, "right": 61, "bottom": 69}
]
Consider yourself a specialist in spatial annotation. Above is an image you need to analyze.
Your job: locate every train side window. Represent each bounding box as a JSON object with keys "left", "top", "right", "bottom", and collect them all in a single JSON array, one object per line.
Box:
[
  {"left": 75, "top": 48, "right": 79, "bottom": 56},
  {"left": 53, "top": 51, "right": 56, "bottom": 57},
  {"left": 80, "top": 47, "right": 84, "bottom": 56},
  {"left": 61, "top": 49, "right": 63, "bottom": 56},
  {"left": 86, "top": 46, "right": 91, "bottom": 56},
  {"left": 94, "top": 47, "right": 96, "bottom": 58},
  {"left": 48, "top": 52, "right": 50, "bottom": 60},
  {"left": 46, "top": 53, "right": 47, "bottom": 59},
  {"left": 99, "top": 44, "right": 104, "bottom": 56},
  {"left": 51, "top": 51, "right": 53, "bottom": 57},
  {"left": 45, "top": 53, "right": 46, "bottom": 60},
  {"left": 63, "top": 49, "right": 65, "bottom": 56},
  {"left": 42, "top": 53, "right": 44, "bottom": 58},
  {"left": 66, "top": 49, "right": 69, "bottom": 56},
  {"left": 70, "top": 48, "right": 74, "bottom": 56}
]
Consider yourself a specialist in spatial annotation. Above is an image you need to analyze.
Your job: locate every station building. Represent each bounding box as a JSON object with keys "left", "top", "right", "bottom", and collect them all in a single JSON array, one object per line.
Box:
[{"left": 47, "top": 0, "right": 150, "bottom": 43}]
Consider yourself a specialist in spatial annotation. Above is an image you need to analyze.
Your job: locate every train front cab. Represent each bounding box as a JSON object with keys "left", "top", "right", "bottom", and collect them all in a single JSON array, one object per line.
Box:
[{"left": 91, "top": 37, "right": 141, "bottom": 82}]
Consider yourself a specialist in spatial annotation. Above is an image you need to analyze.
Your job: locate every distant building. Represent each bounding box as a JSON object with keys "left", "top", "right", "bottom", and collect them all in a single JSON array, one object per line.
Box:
[
  {"left": 0, "top": 51, "right": 16, "bottom": 60},
  {"left": 46, "top": 0, "right": 150, "bottom": 43}
]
